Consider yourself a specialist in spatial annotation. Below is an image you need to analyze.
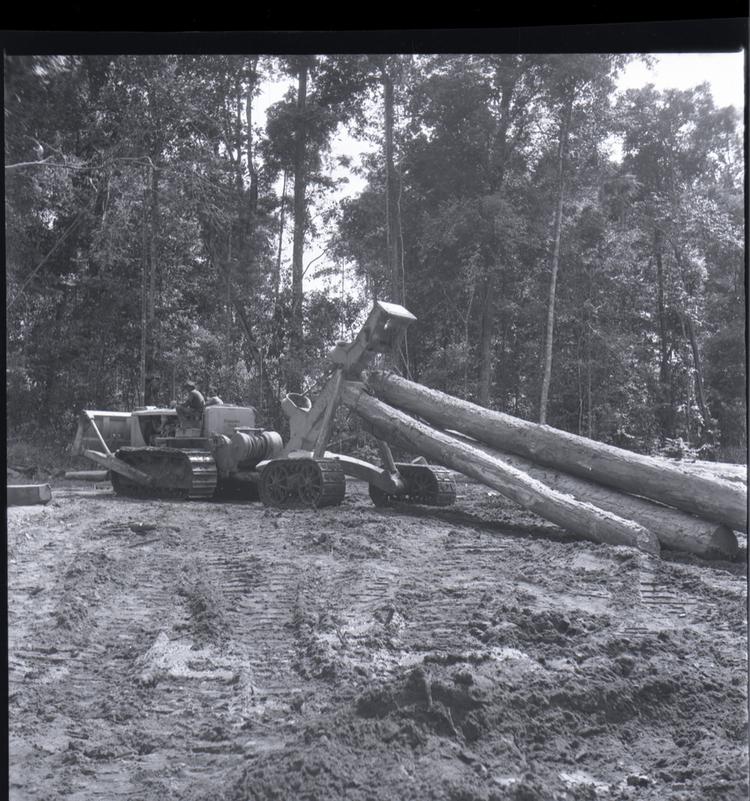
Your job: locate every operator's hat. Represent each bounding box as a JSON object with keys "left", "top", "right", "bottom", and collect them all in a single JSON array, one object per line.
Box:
[{"left": 183, "top": 380, "right": 196, "bottom": 390}]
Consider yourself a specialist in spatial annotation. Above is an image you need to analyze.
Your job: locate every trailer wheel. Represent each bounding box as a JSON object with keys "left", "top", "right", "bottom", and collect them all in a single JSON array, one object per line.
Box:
[
  {"left": 260, "top": 459, "right": 345, "bottom": 509},
  {"left": 259, "top": 461, "right": 292, "bottom": 506},
  {"left": 296, "top": 461, "right": 324, "bottom": 505}
]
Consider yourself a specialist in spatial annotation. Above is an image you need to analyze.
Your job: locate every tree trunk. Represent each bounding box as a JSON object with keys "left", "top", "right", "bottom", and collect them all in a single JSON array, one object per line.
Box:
[
  {"left": 654, "top": 230, "right": 674, "bottom": 440},
  {"left": 539, "top": 96, "right": 573, "bottom": 425},
  {"left": 383, "top": 71, "right": 400, "bottom": 305},
  {"left": 445, "top": 429, "right": 738, "bottom": 559},
  {"left": 139, "top": 172, "right": 148, "bottom": 407},
  {"left": 234, "top": 75, "right": 244, "bottom": 195},
  {"left": 476, "top": 67, "right": 515, "bottom": 408},
  {"left": 477, "top": 277, "right": 494, "bottom": 406},
  {"left": 684, "top": 312, "right": 712, "bottom": 443},
  {"left": 585, "top": 260, "right": 594, "bottom": 438},
  {"left": 341, "top": 381, "right": 660, "bottom": 556},
  {"left": 225, "top": 236, "right": 232, "bottom": 370},
  {"left": 289, "top": 63, "right": 308, "bottom": 395},
  {"left": 246, "top": 58, "right": 259, "bottom": 216},
  {"left": 217, "top": 266, "right": 280, "bottom": 426},
  {"left": 145, "top": 161, "right": 161, "bottom": 405},
  {"left": 275, "top": 171, "right": 287, "bottom": 303},
  {"left": 670, "top": 242, "right": 712, "bottom": 444},
  {"left": 364, "top": 370, "right": 748, "bottom": 532},
  {"left": 586, "top": 321, "right": 593, "bottom": 439}
]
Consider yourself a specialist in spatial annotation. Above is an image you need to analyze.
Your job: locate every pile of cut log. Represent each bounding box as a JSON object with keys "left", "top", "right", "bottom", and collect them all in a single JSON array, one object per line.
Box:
[{"left": 343, "top": 371, "right": 747, "bottom": 559}]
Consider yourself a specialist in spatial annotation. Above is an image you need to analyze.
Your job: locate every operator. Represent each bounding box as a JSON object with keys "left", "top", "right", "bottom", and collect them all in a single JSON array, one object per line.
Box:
[{"left": 178, "top": 380, "right": 205, "bottom": 428}]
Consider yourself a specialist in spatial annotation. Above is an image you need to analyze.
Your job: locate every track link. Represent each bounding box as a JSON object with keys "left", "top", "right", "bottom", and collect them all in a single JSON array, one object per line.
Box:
[
  {"left": 369, "top": 464, "right": 457, "bottom": 508},
  {"left": 259, "top": 458, "right": 346, "bottom": 509},
  {"left": 110, "top": 447, "right": 218, "bottom": 500}
]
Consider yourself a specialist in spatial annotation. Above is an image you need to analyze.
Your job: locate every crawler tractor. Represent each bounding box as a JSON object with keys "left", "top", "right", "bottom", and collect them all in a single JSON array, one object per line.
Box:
[
  {"left": 72, "top": 403, "right": 283, "bottom": 500},
  {"left": 73, "top": 302, "right": 456, "bottom": 509}
]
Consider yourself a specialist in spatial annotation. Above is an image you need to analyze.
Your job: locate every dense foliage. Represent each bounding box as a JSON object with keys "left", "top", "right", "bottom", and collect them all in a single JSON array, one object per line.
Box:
[{"left": 5, "top": 54, "right": 745, "bottom": 459}]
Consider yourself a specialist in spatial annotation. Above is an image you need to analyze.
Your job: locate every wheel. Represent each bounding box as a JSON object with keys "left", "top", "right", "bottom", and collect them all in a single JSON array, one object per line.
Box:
[
  {"left": 260, "top": 461, "right": 292, "bottom": 506},
  {"left": 259, "top": 459, "right": 346, "bottom": 509},
  {"left": 405, "top": 468, "right": 437, "bottom": 503},
  {"left": 296, "top": 460, "right": 324, "bottom": 505},
  {"left": 401, "top": 465, "right": 456, "bottom": 506}
]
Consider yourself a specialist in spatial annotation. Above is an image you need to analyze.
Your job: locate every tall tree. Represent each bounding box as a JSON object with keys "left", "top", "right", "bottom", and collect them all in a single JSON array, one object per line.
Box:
[
  {"left": 267, "top": 54, "right": 370, "bottom": 395},
  {"left": 617, "top": 83, "right": 742, "bottom": 447},
  {"left": 537, "top": 54, "right": 626, "bottom": 425},
  {"left": 287, "top": 57, "right": 311, "bottom": 394},
  {"left": 376, "top": 56, "right": 404, "bottom": 305}
]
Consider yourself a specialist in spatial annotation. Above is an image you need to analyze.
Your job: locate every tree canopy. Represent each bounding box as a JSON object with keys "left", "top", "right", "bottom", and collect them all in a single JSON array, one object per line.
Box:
[{"left": 5, "top": 53, "right": 745, "bottom": 460}]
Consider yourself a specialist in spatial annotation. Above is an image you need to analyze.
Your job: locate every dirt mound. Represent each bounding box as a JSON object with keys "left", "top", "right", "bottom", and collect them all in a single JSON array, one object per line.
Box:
[{"left": 228, "top": 617, "right": 748, "bottom": 801}]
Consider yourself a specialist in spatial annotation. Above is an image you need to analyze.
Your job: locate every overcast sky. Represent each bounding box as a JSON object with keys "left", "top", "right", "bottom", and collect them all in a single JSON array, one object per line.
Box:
[{"left": 618, "top": 51, "right": 745, "bottom": 109}]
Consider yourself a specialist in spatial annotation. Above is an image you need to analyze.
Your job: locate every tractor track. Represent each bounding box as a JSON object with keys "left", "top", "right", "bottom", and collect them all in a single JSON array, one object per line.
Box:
[{"left": 8, "top": 482, "right": 748, "bottom": 801}]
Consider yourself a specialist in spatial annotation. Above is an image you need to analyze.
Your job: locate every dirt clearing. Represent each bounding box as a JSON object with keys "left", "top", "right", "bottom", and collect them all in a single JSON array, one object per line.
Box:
[{"left": 7, "top": 480, "right": 748, "bottom": 800}]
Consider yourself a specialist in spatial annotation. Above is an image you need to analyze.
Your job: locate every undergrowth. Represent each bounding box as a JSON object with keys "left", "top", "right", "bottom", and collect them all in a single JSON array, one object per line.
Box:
[{"left": 7, "top": 429, "right": 90, "bottom": 475}]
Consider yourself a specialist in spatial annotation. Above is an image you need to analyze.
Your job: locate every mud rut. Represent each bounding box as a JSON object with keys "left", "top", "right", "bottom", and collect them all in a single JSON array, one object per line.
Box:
[{"left": 8, "top": 481, "right": 749, "bottom": 801}]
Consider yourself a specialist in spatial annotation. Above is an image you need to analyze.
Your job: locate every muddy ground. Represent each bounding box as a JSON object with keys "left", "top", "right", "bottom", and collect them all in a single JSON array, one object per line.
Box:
[{"left": 7, "top": 477, "right": 749, "bottom": 801}]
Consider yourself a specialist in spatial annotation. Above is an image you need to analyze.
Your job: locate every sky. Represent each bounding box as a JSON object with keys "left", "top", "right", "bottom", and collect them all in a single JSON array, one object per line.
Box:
[{"left": 618, "top": 51, "right": 745, "bottom": 109}]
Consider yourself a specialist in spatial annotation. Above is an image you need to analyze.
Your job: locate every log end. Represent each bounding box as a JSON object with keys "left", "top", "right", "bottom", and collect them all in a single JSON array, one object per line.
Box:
[
  {"left": 636, "top": 529, "right": 662, "bottom": 558},
  {"left": 703, "top": 525, "right": 740, "bottom": 561},
  {"left": 657, "top": 522, "right": 740, "bottom": 561}
]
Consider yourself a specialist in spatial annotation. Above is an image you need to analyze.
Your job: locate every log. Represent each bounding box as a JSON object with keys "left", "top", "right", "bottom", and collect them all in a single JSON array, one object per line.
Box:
[
  {"left": 341, "top": 382, "right": 660, "bottom": 556},
  {"left": 364, "top": 371, "right": 748, "bottom": 532},
  {"left": 64, "top": 470, "right": 109, "bottom": 482},
  {"left": 7, "top": 484, "right": 52, "bottom": 506},
  {"left": 444, "top": 430, "right": 737, "bottom": 559},
  {"left": 669, "top": 460, "right": 747, "bottom": 485}
]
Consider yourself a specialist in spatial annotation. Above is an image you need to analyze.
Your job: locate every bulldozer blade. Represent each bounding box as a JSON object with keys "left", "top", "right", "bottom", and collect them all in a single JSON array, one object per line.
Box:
[
  {"left": 73, "top": 410, "right": 131, "bottom": 457},
  {"left": 83, "top": 450, "right": 154, "bottom": 486}
]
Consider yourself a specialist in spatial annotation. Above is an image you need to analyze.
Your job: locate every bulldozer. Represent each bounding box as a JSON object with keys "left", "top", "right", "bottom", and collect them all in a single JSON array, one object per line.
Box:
[
  {"left": 72, "top": 402, "right": 284, "bottom": 500},
  {"left": 72, "top": 302, "right": 456, "bottom": 508}
]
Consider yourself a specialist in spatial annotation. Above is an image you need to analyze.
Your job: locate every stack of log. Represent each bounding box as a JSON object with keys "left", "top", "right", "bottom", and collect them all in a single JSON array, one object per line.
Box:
[{"left": 341, "top": 371, "right": 747, "bottom": 560}]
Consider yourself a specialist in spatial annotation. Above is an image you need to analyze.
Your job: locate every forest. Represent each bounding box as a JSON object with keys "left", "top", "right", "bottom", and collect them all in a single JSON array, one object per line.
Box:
[{"left": 5, "top": 53, "right": 746, "bottom": 463}]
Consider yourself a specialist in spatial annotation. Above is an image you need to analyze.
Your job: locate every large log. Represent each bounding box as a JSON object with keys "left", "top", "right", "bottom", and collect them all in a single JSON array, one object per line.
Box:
[
  {"left": 364, "top": 371, "right": 747, "bottom": 532},
  {"left": 444, "top": 430, "right": 737, "bottom": 559},
  {"left": 341, "top": 382, "right": 660, "bottom": 556},
  {"left": 669, "top": 460, "right": 747, "bottom": 485}
]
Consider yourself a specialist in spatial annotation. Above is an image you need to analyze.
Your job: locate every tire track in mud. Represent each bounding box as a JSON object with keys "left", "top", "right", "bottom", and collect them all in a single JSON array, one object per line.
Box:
[
  {"left": 10, "top": 500, "right": 264, "bottom": 800},
  {"left": 289, "top": 494, "right": 747, "bottom": 714},
  {"left": 110, "top": 505, "right": 307, "bottom": 798},
  {"left": 225, "top": 493, "right": 748, "bottom": 801},
  {"left": 201, "top": 519, "right": 303, "bottom": 700},
  {"left": 284, "top": 504, "right": 584, "bottom": 680},
  {"left": 621, "top": 555, "right": 748, "bottom": 641},
  {"left": 9, "top": 486, "right": 748, "bottom": 801},
  {"left": 9, "top": 509, "right": 143, "bottom": 799}
]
